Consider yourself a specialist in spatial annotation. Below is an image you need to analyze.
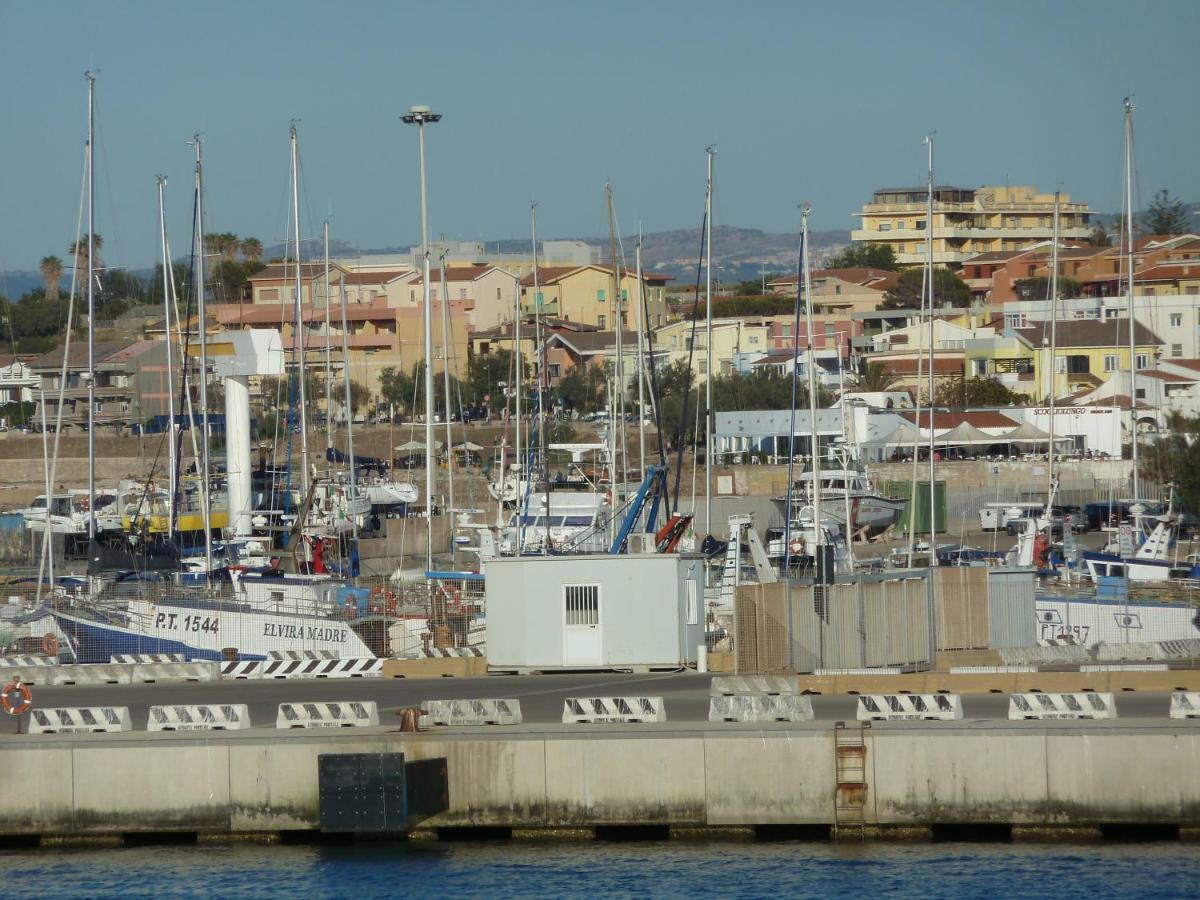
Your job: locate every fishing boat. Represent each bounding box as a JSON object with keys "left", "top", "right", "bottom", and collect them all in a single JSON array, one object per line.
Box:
[{"left": 778, "top": 466, "right": 904, "bottom": 536}]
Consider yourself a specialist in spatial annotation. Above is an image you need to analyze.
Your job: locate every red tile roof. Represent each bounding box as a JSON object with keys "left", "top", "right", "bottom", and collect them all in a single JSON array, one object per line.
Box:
[
  {"left": 876, "top": 356, "right": 964, "bottom": 376},
  {"left": 405, "top": 266, "right": 509, "bottom": 285},
  {"left": 1140, "top": 370, "right": 1195, "bottom": 383},
  {"left": 343, "top": 270, "right": 409, "bottom": 285},
  {"left": 1164, "top": 358, "right": 1200, "bottom": 372}
]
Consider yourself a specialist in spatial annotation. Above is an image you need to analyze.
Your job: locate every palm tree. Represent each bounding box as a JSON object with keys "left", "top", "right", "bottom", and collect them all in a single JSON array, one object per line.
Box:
[
  {"left": 40, "top": 255, "right": 63, "bottom": 301},
  {"left": 67, "top": 233, "right": 103, "bottom": 275},
  {"left": 853, "top": 361, "right": 902, "bottom": 393},
  {"left": 240, "top": 236, "right": 263, "bottom": 262}
]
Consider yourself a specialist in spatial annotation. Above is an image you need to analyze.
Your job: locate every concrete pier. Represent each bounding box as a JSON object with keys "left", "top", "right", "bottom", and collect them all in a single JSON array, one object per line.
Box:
[{"left": 2, "top": 723, "right": 1198, "bottom": 839}]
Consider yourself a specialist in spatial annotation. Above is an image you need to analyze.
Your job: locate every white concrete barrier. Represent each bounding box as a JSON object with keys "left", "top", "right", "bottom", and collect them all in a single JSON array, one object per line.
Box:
[
  {"left": 0, "top": 655, "right": 58, "bottom": 668},
  {"left": 275, "top": 701, "right": 380, "bottom": 729},
  {"left": 1158, "top": 639, "right": 1200, "bottom": 660},
  {"left": 1169, "top": 692, "right": 1200, "bottom": 719},
  {"left": 421, "top": 698, "right": 522, "bottom": 726},
  {"left": 394, "top": 647, "right": 484, "bottom": 659},
  {"left": 948, "top": 666, "right": 1037, "bottom": 674},
  {"left": 48, "top": 664, "right": 134, "bottom": 686},
  {"left": 1008, "top": 692, "right": 1117, "bottom": 720},
  {"left": 856, "top": 694, "right": 963, "bottom": 722},
  {"left": 110, "top": 653, "right": 187, "bottom": 664},
  {"left": 29, "top": 706, "right": 132, "bottom": 734},
  {"left": 709, "top": 675, "right": 797, "bottom": 695},
  {"left": 267, "top": 650, "right": 339, "bottom": 660},
  {"left": 708, "top": 694, "right": 814, "bottom": 723},
  {"left": 148, "top": 704, "right": 251, "bottom": 731},
  {"left": 1080, "top": 664, "right": 1168, "bottom": 672},
  {"left": 220, "top": 661, "right": 263, "bottom": 679},
  {"left": 131, "top": 662, "right": 221, "bottom": 683},
  {"left": 999, "top": 645, "right": 1091, "bottom": 666},
  {"left": 562, "top": 697, "right": 665, "bottom": 724},
  {"left": 256, "top": 659, "right": 383, "bottom": 680}
]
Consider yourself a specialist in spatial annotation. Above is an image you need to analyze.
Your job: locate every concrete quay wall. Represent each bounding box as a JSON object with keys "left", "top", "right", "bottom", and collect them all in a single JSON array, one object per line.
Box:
[{"left": 2, "top": 726, "right": 1199, "bottom": 836}]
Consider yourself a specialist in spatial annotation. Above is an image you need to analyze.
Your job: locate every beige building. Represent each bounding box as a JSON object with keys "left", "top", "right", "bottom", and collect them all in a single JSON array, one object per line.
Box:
[
  {"left": 853, "top": 185, "right": 1094, "bottom": 267},
  {"left": 402, "top": 266, "right": 521, "bottom": 332},
  {"left": 519, "top": 265, "right": 671, "bottom": 330},
  {"left": 654, "top": 317, "right": 772, "bottom": 383}
]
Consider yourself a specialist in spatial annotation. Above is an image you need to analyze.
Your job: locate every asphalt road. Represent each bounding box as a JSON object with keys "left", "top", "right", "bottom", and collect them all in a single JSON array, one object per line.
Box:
[{"left": 8, "top": 672, "right": 1193, "bottom": 730}]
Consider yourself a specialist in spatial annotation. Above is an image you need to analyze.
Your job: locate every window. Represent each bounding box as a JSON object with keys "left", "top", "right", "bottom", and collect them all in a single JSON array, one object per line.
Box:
[
  {"left": 895, "top": 219, "right": 904, "bottom": 229},
  {"left": 1104, "top": 354, "right": 1118, "bottom": 372},
  {"left": 496, "top": 287, "right": 502, "bottom": 300},
  {"left": 621, "top": 289, "right": 628, "bottom": 301},
  {"left": 536, "top": 291, "right": 544, "bottom": 307},
  {"left": 1172, "top": 344, "right": 1184, "bottom": 357},
  {"left": 878, "top": 223, "right": 892, "bottom": 232},
  {"left": 410, "top": 290, "right": 416, "bottom": 301},
  {"left": 597, "top": 314, "right": 606, "bottom": 329},
  {"left": 596, "top": 289, "right": 606, "bottom": 302},
  {"left": 973, "top": 359, "right": 987, "bottom": 376},
  {"left": 1145, "top": 288, "right": 1157, "bottom": 297},
  {"left": 1136, "top": 388, "right": 1146, "bottom": 399},
  {"left": 915, "top": 220, "right": 926, "bottom": 230},
  {"left": 1136, "top": 354, "right": 1149, "bottom": 370},
  {"left": 459, "top": 288, "right": 467, "bottom": 300},
  {"left": 1171, "top": 314, "right": 1183, "bottom": 328},
  {"left": 259, "top": 288, "right": 280, "bottom": 302},
  {"left": 1066, "top": 355, "right": 1089, "bottom": 374},
  {"left": 548, "top": 364, "right": 561, "bottom": 378},
  {"left": 1188, "top": 286, "right": 1199, "bottom": 296},
  {"left": 564, "top": 584, "right": 599, "bottom": 626}
]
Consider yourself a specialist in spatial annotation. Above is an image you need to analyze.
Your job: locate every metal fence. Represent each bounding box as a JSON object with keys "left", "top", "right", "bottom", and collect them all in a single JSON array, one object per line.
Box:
[
  {"left": 734, "top": 570, "right": 934, "bottom": 674},
  {"left": 732, "top": 564, "right": 1200, "bottom": 673}
]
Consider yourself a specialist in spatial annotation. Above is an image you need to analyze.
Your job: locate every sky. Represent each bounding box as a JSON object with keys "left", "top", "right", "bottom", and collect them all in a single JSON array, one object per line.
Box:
[{"left": 1, "top": 0, "right": 1197, "bottom": 273}]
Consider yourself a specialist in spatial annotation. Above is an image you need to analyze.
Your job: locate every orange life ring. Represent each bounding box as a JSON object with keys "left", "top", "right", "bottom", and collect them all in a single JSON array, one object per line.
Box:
[
  {"left": 1, "top": 682, "right": 32, "bottom": 716},
  {"left": 41, "top": 634, "right": 59, "bottom": 657},
  {"left": 788, "top": 537, "right": 806, "bottom": 556}
]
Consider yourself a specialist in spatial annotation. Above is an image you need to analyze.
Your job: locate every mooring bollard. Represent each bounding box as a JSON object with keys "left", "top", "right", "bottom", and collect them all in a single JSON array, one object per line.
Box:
[{"left": 398, "top": 707, "right": 423, "bottom": 732}]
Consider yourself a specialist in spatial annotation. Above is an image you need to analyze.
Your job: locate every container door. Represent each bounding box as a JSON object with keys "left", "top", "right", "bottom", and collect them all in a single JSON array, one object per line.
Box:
[{"left": 563, "top": 583, "right": 602, "bottom": 666}]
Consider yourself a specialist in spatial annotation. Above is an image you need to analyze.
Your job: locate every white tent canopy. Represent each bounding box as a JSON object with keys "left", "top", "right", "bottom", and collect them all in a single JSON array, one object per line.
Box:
[
  {"left": 861, "top": 420, "right": 921, "bottom": 448},
  {"left": 999, "top": 422, "right": 1071, "bottom": 444},
  {"left": 934, "top": 421, "right": 1000, "bottom": 446},
  {"left": 394, "top": 440, "right": 444, "bottom": 453},
  {"left": 453, "top": 441, "right": 483, "bottom": 452}
]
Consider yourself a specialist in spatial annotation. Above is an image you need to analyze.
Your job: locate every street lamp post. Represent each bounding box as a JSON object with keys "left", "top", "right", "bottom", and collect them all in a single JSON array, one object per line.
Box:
[{"left": 402, "top": 104, "right": 442, "bottom": 573}]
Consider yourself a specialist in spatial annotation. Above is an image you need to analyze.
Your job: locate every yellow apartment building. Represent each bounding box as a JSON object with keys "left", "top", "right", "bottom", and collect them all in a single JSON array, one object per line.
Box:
[
  {"left": 519, "top": 265, "right": 671, "bottom": 330},
  {"left": 852, "top": 185, "right": 1094, "bottom": 267}
]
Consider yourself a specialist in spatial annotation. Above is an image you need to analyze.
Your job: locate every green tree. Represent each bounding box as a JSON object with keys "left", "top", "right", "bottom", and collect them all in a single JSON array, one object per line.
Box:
[
  {"left": 1085, "top": 224, "right": 1113, "bottom": 248},
  {"left": 211, "top": 259, "right": 266, "bottom": 303},
  {"left": 467, "top": 348, "right": 524, "bottom": 405},
  {"left": 1012, "top": 276, "right": 1085, "bottom": 302},
  {"left": 933, "top": 376, "right": 1024, "bottom": 407},
  {"left": 39, "top": 256, "right": 63, "bottom": 301},
  {"left": 378, "top": 365, "right": 417, "bottom": 416},
  {"left": 240, "top": 236, "right": 264, "bottom": 262},
  {"left": 828, "top": 243, "right": 899, "bottom": 271},
  {"left": 347, "top": 379, "right": 371, "bottom": 414},
  {"left": 1143, "top": 189, "right": 1189, "bottom": 236},
  {"left": 68, "top": 233, "right": 102, "bottom": 276},
  {"left": 1144, "top": 413, "right": 1200, "bottom": 513},
  {"left": 881, "top": 267, "right": 971, "bottom": 310}
]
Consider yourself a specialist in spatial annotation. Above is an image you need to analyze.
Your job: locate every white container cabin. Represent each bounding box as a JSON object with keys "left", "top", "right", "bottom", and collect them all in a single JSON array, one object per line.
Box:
[{"left": 483, "top": 553, "right": 704, "bottom": 671}]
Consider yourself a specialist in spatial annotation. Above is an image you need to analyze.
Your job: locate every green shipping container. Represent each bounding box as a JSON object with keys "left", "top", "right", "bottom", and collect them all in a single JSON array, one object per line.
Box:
[{"left": 880, "top": 480, "right": 946, "bottom": 534}]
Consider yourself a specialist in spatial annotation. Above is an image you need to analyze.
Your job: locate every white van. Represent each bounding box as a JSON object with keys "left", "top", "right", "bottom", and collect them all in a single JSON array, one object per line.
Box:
[{"left": 979, "top": 501, "right": 1043, "bottom": 531}]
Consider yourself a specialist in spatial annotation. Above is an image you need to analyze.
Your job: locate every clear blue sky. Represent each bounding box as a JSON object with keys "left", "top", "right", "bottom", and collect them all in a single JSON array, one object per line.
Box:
[{"left": 1, "top": 0, "right": 1197, "bottom": 272}]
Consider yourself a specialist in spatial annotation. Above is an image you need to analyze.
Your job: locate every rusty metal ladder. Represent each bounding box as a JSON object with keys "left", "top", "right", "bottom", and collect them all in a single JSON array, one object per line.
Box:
[{"left": 833, "top": 720, "right": 870, "bottom": 839}]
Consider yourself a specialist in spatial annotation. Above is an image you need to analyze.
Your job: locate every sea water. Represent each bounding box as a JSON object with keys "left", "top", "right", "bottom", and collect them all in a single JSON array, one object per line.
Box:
[{"left": 2, "top": 840, "right": 1197, "bottom": 899}]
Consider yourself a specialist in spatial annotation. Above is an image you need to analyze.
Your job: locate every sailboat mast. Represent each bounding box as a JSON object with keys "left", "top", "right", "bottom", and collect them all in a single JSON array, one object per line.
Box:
[
  {"left": 635, "top": 230, "right": 647, "bottom": 477},
  {"left": 704, "top": 147, "right": 714, "bottom": 537},
  {"left": 1046, "top": 191, "right": 1060, "bottom": 516},
  {"left": 323, "top": 220, "right": 333, "bottom": 453},
  {"left": 801, "top": 206, "right": 823, "bottom": 563},
  {"left": 1123, "top": 97, "right": 1139, "bottom": 503},
  {"left": 85, "top": 71, "right": 96, "bottom": 542},
  {"left": 531, "top": 204, "right": 549, "bottom": 554},
  {"left": 157, "top": 175, "right": 177, "bottom": 539},
  {"left": 439, "top": 255, "right": 456, "bottom": 563},
  {"left": 606, "top": 186, "right": 625, "bottom": 506},
  {"left": 514, "top": 230, "right": 524, "bottom": 551},
  {"left": 192, "top": 135, "right": 213, "bottom": 574},
  {"left": 925, "top": 135, "right": 938, "bottom": 567},
  {"left": 289, "top": 124, "right": 310, "bottom": 495},
  {"left": 339, "top": 278, "right": 359, "bottom": 559}
]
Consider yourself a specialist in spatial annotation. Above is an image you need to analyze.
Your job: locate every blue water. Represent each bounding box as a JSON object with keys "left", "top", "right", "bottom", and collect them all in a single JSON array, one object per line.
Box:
[{"left": 3, "top": 841, "right": 1198, "bottom": 899}]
